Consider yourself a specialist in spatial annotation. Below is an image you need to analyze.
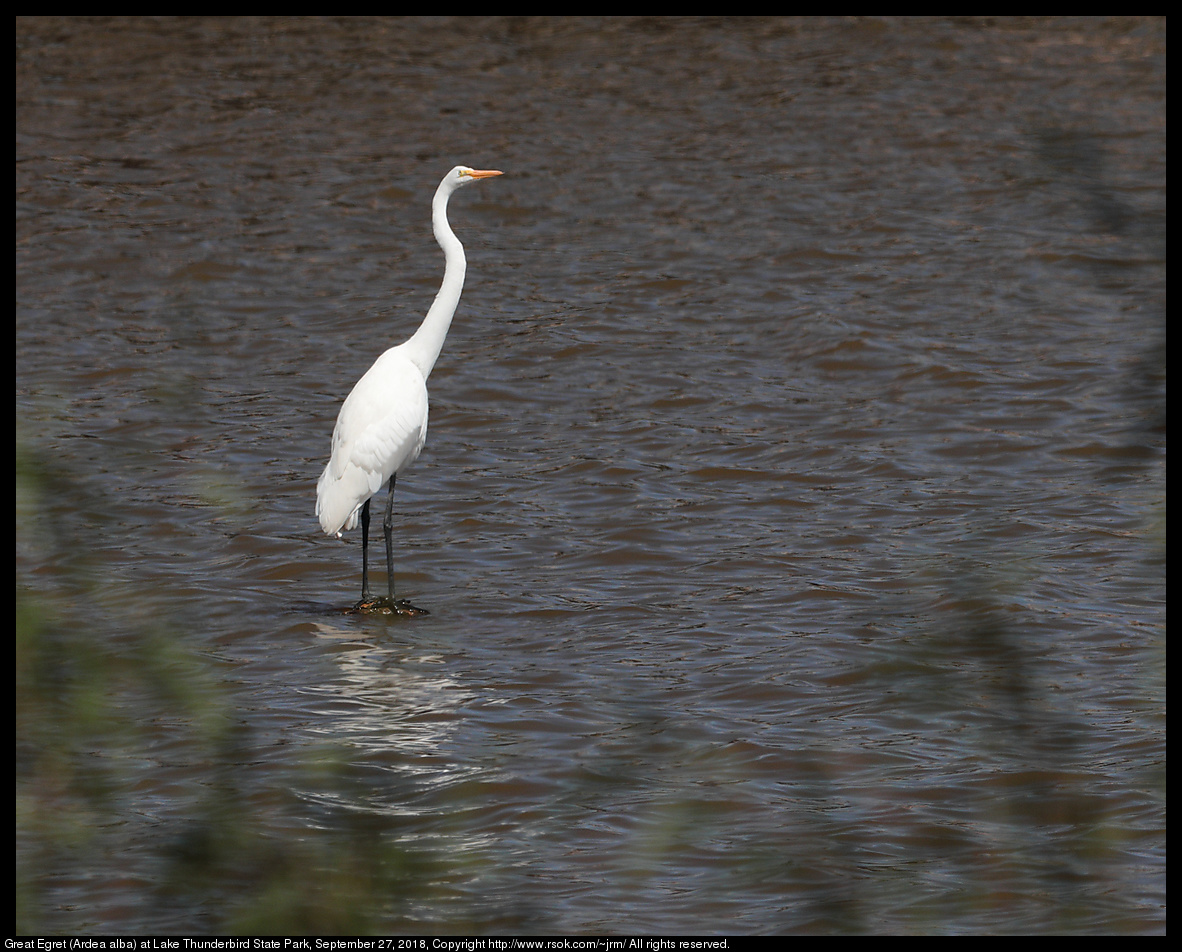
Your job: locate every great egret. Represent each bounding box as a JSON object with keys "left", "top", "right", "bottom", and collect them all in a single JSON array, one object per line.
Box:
[{"left": 316, "top": 165, "right": 503, "bottom": 613}]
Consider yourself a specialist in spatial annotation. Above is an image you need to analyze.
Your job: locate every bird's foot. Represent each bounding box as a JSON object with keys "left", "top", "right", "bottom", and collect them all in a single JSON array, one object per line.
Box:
[{"left": 349, "top": 596, "right": 429, "bottom": 616}]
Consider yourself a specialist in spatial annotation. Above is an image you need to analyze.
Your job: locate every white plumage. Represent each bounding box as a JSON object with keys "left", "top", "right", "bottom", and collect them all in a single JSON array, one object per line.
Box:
[
  {"left": 316, "top": 165, "right": 502, "bottom": 611},
  {"left": 316, "top": 348, "right": 429, "bottom": 535}
]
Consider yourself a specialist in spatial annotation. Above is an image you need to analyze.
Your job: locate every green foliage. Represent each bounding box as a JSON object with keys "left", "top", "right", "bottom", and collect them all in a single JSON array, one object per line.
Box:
[{"left": 15, "top": 441, "right": 439, "bottom": 934}]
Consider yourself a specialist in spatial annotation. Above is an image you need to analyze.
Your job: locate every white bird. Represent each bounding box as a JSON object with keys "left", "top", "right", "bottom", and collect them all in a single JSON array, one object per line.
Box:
[{"left": 316, "top": 165, "right": 503, "bottom": 613}]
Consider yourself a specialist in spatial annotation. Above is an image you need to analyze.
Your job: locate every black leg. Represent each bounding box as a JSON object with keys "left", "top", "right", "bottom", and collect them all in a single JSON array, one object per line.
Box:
[
  {"left": 358, "top": 498, "right": 372, "bottom": 604},
  {"left": 349, "top": 478, "right": 427, "bottom": 615},
  {"left": 383, "top": 475, "right": 397, "bottom": 602},
  {"left": 382, "top": 476, "right": 428, "bottom": 616}
]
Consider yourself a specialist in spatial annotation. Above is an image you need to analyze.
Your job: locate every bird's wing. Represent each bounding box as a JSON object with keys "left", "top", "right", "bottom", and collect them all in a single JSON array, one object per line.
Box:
[{"left": 316, "top": 351, "right": 429, "bottom": 536}]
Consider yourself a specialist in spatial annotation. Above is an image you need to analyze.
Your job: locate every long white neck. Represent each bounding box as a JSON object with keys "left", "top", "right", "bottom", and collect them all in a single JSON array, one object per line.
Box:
[{"left": 405, "top": 179, "right": 466, "bottom": 379}]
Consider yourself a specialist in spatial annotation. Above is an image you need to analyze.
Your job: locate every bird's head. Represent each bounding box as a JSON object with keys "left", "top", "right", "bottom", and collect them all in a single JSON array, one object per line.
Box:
[{"left": 446, "top": 165, "right": 503, "bottom": 191}]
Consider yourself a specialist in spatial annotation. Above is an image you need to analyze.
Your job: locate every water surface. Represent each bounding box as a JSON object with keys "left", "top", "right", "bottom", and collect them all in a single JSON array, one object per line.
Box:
[{"left": 16, "top": 16, "right": 1165, "bottom": 934}]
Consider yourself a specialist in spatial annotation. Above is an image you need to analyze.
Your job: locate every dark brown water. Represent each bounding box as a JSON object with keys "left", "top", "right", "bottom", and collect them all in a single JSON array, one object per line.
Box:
[{"left": 16, "top": 17, "right": 1164, "bottom": 934}]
